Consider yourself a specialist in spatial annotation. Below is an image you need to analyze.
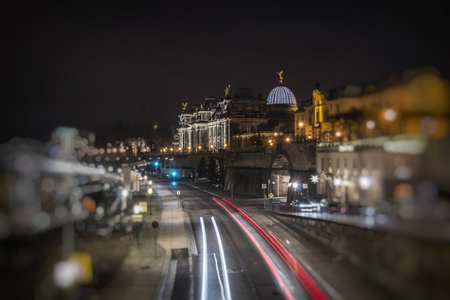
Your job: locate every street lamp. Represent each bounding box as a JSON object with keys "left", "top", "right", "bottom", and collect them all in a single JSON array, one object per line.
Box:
[{"left": 147, "top": 185, "right": 153, "bottom": 215}]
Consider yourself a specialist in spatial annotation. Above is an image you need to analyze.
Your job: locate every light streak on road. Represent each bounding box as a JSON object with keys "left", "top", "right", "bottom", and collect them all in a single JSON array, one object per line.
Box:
[
  {"left": 213, "top": 198, "right": 296, "bottom": 300},
  {"left": 217, "top": 197, "right": 329, "bottom": 300},
  {"left": 212, "top": 216, "right": 232, "bottom": 300},
  {"left": 200, "top": 217, "right": 208, "bottom": 300}
]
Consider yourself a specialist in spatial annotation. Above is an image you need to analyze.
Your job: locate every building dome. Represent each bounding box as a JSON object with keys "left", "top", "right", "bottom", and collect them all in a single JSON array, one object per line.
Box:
[{"left": 267, "top": 85, "right": 297, "bottom": 105}]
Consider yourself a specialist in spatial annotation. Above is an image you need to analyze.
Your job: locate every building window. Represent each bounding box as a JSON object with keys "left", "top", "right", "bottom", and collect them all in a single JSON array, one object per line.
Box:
[{"left": 246, "top": 125, "right": 252, "bottom": 134}]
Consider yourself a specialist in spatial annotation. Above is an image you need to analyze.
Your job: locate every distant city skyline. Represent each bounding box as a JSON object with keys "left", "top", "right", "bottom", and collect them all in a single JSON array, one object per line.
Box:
[{"left": 2, "top": 0, "right": 449, "bottom": 142}]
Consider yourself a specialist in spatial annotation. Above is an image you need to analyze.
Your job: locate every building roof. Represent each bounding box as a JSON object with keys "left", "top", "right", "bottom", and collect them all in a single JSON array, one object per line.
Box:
[{"left": 267, "top": 85, "right": 297, "bottom": 105}]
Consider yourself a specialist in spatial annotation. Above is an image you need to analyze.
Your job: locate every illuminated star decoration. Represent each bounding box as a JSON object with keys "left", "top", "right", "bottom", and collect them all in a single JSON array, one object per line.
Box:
[{"left": 310, "top": 175, "right": 319, "bottom": 184}]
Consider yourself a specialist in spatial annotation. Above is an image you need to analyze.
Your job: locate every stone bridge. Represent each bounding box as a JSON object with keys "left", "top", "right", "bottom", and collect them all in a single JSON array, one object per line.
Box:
[{"left": 146, "top": 142, "right": 317, "bottom": 201}]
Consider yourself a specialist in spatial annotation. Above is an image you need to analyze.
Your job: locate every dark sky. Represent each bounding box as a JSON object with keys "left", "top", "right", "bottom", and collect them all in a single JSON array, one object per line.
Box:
[{"left": 2, "top": 0, "right": 449, "bottom": 143}]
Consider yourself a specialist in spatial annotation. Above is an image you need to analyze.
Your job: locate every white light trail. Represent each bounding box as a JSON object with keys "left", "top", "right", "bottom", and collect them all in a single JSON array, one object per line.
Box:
[
  {"left": 200, "top": 217, "right": 208, "bottom": 300},
  {"left": 212, "top": 216, "right": 232, "bottom": 300}
]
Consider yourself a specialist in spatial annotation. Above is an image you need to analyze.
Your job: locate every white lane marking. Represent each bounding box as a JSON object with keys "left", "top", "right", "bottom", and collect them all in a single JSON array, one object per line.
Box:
[
  {"left": 212, "top": 216, "right": 232, "bottom": 300},
  {"left": 213, "top": 253, "right": 226, "bottom": 300},
  {"left": 200, "top": 217, "right": 208, "bottom": 300}
]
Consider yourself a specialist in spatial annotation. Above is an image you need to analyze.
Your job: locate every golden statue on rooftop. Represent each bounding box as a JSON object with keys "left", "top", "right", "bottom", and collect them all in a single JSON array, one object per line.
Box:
[
  {"left": 182, "top": 102, "right": 188, "bottom": 111},
  {"left": 224, "top": 84, "right": 231, "bottom": 98},
  {"left": 276, "top": 70, "right": 284, "bottom": 85}
]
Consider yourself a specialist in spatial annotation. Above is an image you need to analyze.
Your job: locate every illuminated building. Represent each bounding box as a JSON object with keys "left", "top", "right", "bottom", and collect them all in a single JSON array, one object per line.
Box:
[
  {"left": 296, "top": 67, "right": 450, "bottom": 211},
  {"left": 177, "top": 72, "right": 298, "bottom": 151},
  {"left": 177, "top": 89, "right": 266, "bottom": 152}
]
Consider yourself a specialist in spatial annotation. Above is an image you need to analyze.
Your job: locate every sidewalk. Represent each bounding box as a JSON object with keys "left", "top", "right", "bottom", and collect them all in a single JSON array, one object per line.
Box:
[{"left": 99, "top": 184, "right": 189, "bottom": 300}]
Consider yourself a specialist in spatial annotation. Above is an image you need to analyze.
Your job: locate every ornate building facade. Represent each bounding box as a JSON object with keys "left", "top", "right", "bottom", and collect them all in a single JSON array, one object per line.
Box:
[{"left": 177, "top": 72, "right": 299, "bottom": 153}]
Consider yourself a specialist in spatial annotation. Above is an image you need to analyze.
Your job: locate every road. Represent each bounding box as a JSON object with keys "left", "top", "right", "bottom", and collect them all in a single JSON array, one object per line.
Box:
[{"left": 161, "top": 181, "right": 323, "bottom": 300}]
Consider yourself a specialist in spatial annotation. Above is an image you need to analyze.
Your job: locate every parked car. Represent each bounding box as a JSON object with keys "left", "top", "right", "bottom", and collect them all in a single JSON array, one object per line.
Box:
[
  {"left": 294, "top": 199, "right": 320, "bottom": 212},
  {"left": 319, "top": 199, "right": 339, "bottom": 213}
]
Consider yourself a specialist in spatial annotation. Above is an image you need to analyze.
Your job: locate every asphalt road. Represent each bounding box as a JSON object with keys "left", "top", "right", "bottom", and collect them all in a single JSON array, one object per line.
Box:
[{"left": 160, "top": 181, "right": 311, "bottom": 300}]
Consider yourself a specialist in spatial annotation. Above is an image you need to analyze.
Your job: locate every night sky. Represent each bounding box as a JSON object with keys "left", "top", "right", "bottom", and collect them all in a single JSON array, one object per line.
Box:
[{"left": 2, "top": 0, "right": 449, "bottom": 143}]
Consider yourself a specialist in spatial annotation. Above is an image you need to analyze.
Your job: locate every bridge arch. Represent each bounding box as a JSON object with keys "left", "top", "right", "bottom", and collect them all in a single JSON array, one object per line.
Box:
[{"left": 270, "top": 151, "right": 293, "bottom": 197}]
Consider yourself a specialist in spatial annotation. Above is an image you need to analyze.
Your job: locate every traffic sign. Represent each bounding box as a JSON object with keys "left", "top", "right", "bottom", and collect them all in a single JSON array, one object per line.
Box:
[
  {"left": 262, "top": 184, "right": 267, "bottom": 189},
  {"left": 152, "top": 221, "right": 159, "bottom": 228}
]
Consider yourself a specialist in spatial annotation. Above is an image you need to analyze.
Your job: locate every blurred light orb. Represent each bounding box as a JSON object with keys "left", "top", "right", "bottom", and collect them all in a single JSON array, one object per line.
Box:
[
  {"left": 47, "top": 143, "right": 60, "bottom": 158},
  {"left": 420, "top": 116, "right": 438, "bottom": 136},
  {"left": 33, "top": 211, "right": 51, "bottom": 230},
  {"left": 96, "top": 207, "right": 104, "bottom": 216},
  {"left": 54, "top": 259, "right": 80, "bottom": 288},
  {"left": 107, "top": 166, "right": 113, "bottom": 172},
  {"left": 41, "top": 177, "right": 56, "bottom": 193},
  {"left": 359, "top": 176, "right": 372, "bottom": 190},
  {"left": 384, "top": 108, "right": 397, "bottom": 122},
  {"left": 71, "top": 202, "right": 83, "bottom": 215},
  {"left": 366, "top": 120, "right": 376, "bottom": 130},
  {"left": 333, "top": 178, "right": 342, "bottom": 186},
  {"left": 394, "top": 166, "right": 412, "bottom": 180}
]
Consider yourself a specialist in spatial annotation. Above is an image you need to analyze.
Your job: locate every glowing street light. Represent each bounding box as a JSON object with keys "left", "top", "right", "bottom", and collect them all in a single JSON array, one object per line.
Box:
[
  {"left": 383, "top": 108, "right": 397, "bottom": 122},
  {"left": 333, "top": 178, "right": 342, "bottom": 186},
  {"left": 366, "top": 120, "right": 376, "bottom": 130},
  {"left": 359, "top": 175, "right": 372, "bottom": 190}
]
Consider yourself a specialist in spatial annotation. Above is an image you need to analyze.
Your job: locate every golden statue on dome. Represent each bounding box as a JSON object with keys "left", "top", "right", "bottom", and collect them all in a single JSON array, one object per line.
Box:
[
  {"left": 182, "top": 102, "right": 188, "bottom": 111},
  {"left": 276, "top": 70, "right": 283, "bottom": 85},
  {"left": 224, "top": 84, "right": 231, "bottom": 98}
]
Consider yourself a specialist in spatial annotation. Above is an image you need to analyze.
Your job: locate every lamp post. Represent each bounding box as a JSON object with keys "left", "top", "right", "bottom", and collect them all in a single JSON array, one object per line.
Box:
[{"left": 147, "top": 184, "right": 153, "bottom": 215}]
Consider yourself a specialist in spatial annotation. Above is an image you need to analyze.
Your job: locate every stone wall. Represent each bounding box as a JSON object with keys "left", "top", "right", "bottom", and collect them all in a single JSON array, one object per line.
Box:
[{"left": 266, "top": 204, "right": 450, "bottom": 299}]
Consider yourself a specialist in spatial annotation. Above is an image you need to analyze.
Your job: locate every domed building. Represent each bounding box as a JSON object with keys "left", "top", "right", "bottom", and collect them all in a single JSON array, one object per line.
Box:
[
  {"left": 267, "top": 85, "right": 297, "bottom": 105},
  {"left": 176, "top": 71, "right": 299, "bottom": 153},
  {"left": 265, "top": 71, "right": 298, "bottom": 136}
]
